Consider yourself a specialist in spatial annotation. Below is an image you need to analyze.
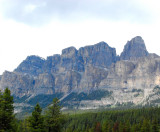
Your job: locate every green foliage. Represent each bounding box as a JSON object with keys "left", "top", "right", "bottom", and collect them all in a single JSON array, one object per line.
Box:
[
  {"left": 0, "top": 88, "right": 15, "bottom": 131},
  {"left": 152, "top": 119, "right": 159, "bottom": 132},
  {"left": 0, "top": 90, "right": 3, "bottom": 131},
  {"left": 28, "top": 93, "right": 63, "bottom": 108},
  {"left": 141, "top": 119, "right": 151, "bottom": 132},
  {"left": 102, "top": 120, "right": 109, "bottom": 132},
  {"left": 13, "top": 95, "right": 29, "bottom": 103},
  {"left": 17, "top": 119, "right": 30, "bottom": 132},
  {"left": 44, "top": 98, "right": 65, "bottom": 132},
  {"left": 63, "top": 107, "right": 160, "bottom": 132},
  {"left": 28, "top": 103, "right": 44, "bottom": 132},
  {"left": 61, "top": 90, "right": 111, "bottom": 108},
  {"left": 3, "top": 88, "right": 160, "bottom": 132},
  {"left": 14, "top": 93, "right": 64, "bottom": 118},
  {"left": 15, "top": 97, "right": 66, "bottom": 132},
  {"left": 14, "top": 93, "right": 63, "bottom": 110},
  {"left": 63, "top": 90, "right": 111, "bottom": 102},
  {"left": 132, "top": 89, "right": 143, "bottom": 92}
]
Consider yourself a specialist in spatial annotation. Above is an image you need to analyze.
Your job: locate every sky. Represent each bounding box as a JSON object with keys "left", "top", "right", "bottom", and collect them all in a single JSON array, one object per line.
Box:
[{"left": 0, "top": 0, "right": 160, "bottom": 74}]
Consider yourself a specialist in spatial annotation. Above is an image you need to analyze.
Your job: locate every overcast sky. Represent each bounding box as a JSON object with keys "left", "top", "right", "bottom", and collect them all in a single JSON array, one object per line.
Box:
[{"left": 0, "top": 0, "right": 160, "bottom": 74}]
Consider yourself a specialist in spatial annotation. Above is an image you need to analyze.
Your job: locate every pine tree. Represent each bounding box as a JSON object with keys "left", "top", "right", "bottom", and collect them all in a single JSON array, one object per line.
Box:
[
  {"left": 19, "top": 119, "right": 30, "bottom": 132},
  {"left": 141, "top": 119, "right": 151, "bottom": 132},
  {"left": 125, "top": 120, "right": 130, "bottom": 132},
  {"left": 0, "top": 88, "right": 15, "bottom": 131},
  {"left": 0, "top": 90, "right": 3, "bottom": 130},
  {"left": 44, "top": 98, "right": 65, "bottom": 132},
  {"left": 28, "top": 103, "right": 44, "bottom": 132},
  {"left": 118, "top": 122, "right": 124, "bottom": 132},
  {"left": 102, "top": 120, "right": 108, "bottom": 132},
  {"left": 152, "top": 119, "right": 159, "bottom": 132}
]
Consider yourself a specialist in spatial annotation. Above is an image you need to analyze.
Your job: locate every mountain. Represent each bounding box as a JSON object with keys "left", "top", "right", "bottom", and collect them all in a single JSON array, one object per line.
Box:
[
  {"left": 120, "top": 36, "right": 149, "bottom": 60},
  {"left": 0, "top": 36, "right": 160, "bottom": 113},
  {"left": 15, "top": 55, "right": 45, "bottom": 76}
]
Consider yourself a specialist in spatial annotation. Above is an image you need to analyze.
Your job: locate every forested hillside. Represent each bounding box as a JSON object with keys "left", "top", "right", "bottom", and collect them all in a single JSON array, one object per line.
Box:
[
  {"left": 63, "top": 107, "right": 160, "bottom": 132},
  {"left": 17, "top": 106, "right": 160, "bottom": 132},
  {"left": 1, "top": 88, "right": 160, "bottom": 132}
]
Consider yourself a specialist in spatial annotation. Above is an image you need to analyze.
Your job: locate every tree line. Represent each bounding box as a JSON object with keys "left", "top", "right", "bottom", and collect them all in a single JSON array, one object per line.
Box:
[
  {"left": 0, "top": 88, "right": 65, "bottom": 132},
  {"left": 1, "top": 88, "right": 160, "bottom": 132},
  {"left": 63, "top": 107, "right": 160, "bottom": 132}
]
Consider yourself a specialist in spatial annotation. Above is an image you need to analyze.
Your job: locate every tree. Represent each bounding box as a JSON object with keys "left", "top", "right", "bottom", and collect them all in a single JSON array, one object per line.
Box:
[
  {"left": 0, "top": 90, "right": 3, "bottom": 130},
  {"left": 118, "top": 122, "right": 123, "bottom": 132},
  {"left": 0, "top": 88, "right": 15, "bottom": 131},
  {"left": 95, "top": 122, "right": 101, "bottom": 132},
  {"left": 152, "top": 119, "right": 159, "bottom": 132},
  {"left": 28, "top": 103, "right": 44, "bottom": 132},
  {"left": 102, "top": 120, "right": 108, "bottom": 132},
  {"left": 141, "top": 119, "right": 151, "bottom": 132},
  {"left": 45, "top": 98, "right": 65, "bottom": 132},
  {"left": 113, "top": 122, "right": 119, "bottom": 132},
  {"left": 17, "top": 119, "right": 30, "bottom": 132},
  {"left": 124, "top": 120, "right": 130, "bottom": 132}
]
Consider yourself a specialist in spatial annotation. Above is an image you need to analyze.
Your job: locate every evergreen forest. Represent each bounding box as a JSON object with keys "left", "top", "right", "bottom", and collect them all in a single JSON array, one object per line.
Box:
[{"left": 1, "top": 88, "right": 160, "bottom": 132}]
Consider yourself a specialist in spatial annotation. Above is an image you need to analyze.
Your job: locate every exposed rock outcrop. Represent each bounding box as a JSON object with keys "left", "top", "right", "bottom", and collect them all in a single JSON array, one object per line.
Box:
[
  {"left": 1, "top": 36, "right": 160, "bottom": 111},
  {"left": 120, "top": 36, "right": 149, "bottom": 60},
  {"left": 0, "top": 71, "right": 34, "bottom": 96},
  {"left": 15, "top": 55, "right": 45, "bottom": 76},
  {"left": 78, "top": 41, "right": 118, "bottom": 68}
]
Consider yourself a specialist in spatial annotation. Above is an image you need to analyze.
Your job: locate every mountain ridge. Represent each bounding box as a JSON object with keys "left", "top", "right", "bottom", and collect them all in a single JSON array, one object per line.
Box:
[
  {"left": 120, "top": 36, "right": 149, "bottom": 60},
  {"left": 1, "top": 36, "right": 160, "bottom": 112}
]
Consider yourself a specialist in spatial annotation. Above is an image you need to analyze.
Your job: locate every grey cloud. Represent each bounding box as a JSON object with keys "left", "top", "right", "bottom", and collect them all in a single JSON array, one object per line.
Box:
[{"left": 0, "top": 0, "right": 152, "bottom": 26}]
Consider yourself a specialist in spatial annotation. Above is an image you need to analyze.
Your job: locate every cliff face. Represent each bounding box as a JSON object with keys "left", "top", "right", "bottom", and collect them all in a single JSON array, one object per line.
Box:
[
  {"left": 120, "top": 36, "right": 149, "bottom": 60},
  {"left": 14, "top": 55, "right": 45, "bottom": 76},
  {"left": 78, "top": 41, "right": 118, "bottom": 68},
  {"left": 0, "top": 36, "right": 160, "bottom": 111}
]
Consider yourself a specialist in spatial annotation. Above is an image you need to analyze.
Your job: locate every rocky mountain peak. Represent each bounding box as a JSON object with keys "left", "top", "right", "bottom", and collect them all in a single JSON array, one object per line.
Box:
[
  {"left": 14, "top": 55, "right": 45, "bottom": 76},
  {"left": 120, "top": 36, "right": 149, "bottom": 60},
  {"left": 93, "top": 41, "right": 110, "bottom": 50},
  {"left": 62, "top": 46, "right": 77, "bottom": 57},
  {"left": 26, "top": 55, "right": 45, "bottom": 61},
  {"left": 2, "top": 36, "right": 160, "bottom": 112},
  {"left": 78, "top": 41, "right": 118, "bottom": 68},
  {"left": 131, "top": 36, "right": 144, "bottom": 45}
]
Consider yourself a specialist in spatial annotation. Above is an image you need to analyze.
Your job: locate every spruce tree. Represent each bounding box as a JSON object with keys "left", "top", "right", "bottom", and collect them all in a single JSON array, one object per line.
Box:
[
  {"left": 0, "top": 88, "right": 15, "bottom": 131},
  {"left": 118, "top": 122, "right": 124, "bottom": 132},
  {"left": 0, "top": 90, "right": 3, "bottom": 130},
  {"left": 102, "top": 120, "right": 108, "bottom": 132},
  {"left": 45, "top": 98, "right": 65, "bottom": 132},
  {"left": 125, "top": 120, "right": 130, "bottom": 132},
  {"left": 141, "top": 119, "right": 151, "bottom": 132},
  {"left": 28, "top": 103, "right": 44, "bottom": 132},
  {"left": 152, "top": 119, "right": 159, "bottom": 132}
]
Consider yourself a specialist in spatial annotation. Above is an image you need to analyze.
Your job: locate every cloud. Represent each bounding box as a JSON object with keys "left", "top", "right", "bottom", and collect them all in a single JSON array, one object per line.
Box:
[{"left": 0, "top": 0, "right": 152, "bottom": 26}]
